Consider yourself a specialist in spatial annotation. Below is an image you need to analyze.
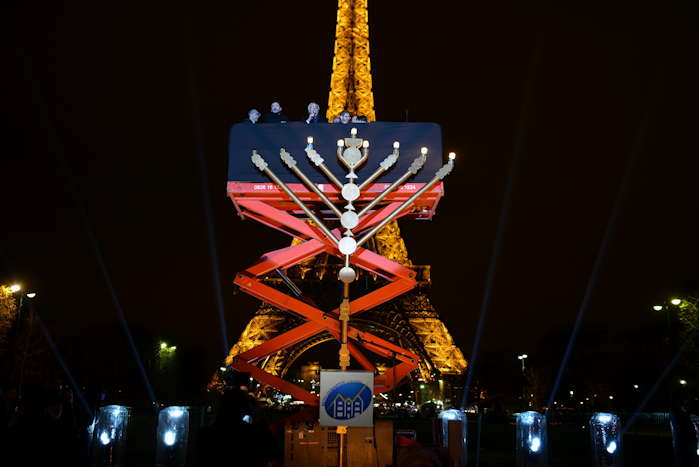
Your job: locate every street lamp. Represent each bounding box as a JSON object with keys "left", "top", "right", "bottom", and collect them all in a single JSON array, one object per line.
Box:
[
  {"left": 14, "top": 288, "right": 37, "bottom": 398},
  {"left": 670, "top": 298, "right": 681, "bottom": 306},
  {"left": 679, "top": 379, "right": 687, "bottom": 386},
  {"left": 653, "top": 305, "right": 663, "bottom": 311},
  {"left": 517, "top": 354, "right": 528, "bottom": 372}
]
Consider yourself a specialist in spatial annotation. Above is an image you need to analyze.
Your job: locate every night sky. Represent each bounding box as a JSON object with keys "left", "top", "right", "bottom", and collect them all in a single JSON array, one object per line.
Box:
[{"left": 2, "top": 2, "right": 698, "bottom": 401}]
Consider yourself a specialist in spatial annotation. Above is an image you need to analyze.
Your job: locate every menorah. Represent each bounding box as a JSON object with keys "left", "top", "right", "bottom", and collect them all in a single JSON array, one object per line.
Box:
[{"left": 228, "top": 126, "right": 455, "bottom": 405}]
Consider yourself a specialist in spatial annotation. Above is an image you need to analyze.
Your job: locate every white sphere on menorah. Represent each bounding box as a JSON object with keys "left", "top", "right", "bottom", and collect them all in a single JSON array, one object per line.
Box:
[
  {"left": 338, "top": 236, "right": 357, "bottom": 255},
  {"left": 341, "top": 211, "right": 359, "bottom": 229},
  {"left": 338, "top": 266, "right": 356, "bottom": 283},
  {"left": 341, "top": 183, "right": 360, "bottom": 202}
]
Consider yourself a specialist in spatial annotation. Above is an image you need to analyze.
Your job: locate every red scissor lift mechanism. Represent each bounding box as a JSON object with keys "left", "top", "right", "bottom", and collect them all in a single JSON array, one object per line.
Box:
[{"left": 227, "top": 131, "right": 454, "bottom": 406}]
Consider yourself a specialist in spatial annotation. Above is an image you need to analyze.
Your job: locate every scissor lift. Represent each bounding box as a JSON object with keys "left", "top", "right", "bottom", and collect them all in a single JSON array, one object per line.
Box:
[{"left": 227, "top": 122, "right": 454, "bottom": 405}]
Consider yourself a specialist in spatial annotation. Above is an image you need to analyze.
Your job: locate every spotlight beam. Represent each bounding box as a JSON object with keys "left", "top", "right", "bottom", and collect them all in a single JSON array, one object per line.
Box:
[
  {"left": 20, "top": 48, "right": 158, "bottom": 408},
  {"left": 183, "top": 18, "right": 230, "bottom": 356},
  {"left": 546, "top": 99, "right": 651, "bottom": 410},
  {"left": 33, "top": 304, "right": 94, "bottom": 421},
  {"left": 621, "top": 329, "right": 697, "bottom": 435},
  {"left": 461, "top": 45, "right": 540, "bottom": 409}
]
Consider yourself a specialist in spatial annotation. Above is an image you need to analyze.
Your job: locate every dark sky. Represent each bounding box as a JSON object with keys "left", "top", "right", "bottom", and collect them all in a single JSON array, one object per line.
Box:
[{"left": 2, "top": 1, "right": 698, "bottom": 398}]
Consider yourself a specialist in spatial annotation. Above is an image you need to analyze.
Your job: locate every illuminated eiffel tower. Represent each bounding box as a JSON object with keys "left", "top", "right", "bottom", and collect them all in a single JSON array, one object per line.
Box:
[{"left": 222, "top": 0, "right": 466, "bottom": 398}]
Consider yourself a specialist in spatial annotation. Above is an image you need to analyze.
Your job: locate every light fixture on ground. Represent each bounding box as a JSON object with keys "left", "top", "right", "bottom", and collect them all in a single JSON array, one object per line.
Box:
[
  {"left": 516, "top": 411, "right": 547, "bottom": 467},
  {"left": 156, "top": 406, "right": 190, "bottom": 466},
  {"left": 438, "top": 409, "right": 467, "bottom": 463},
  {"left": 590, "top": 412, "right": 621, "bottom": 467},
  {"left": 90, "top": 405, "right": 130, "bottom": 465}
]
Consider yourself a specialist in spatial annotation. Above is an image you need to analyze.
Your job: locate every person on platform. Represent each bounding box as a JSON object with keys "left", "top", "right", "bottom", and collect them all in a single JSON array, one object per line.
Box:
[
  {"left": 263, "top": 101, "right": 288, "bottom": 123},
  {"left": 243, "top": 109, "right": 261, "bottom": 124},
  {"left": 304, "top": 102, "right": 326, "bottom": 124},
  {"left": 336, "top": 110, "right": 352, "bottom": 124}
]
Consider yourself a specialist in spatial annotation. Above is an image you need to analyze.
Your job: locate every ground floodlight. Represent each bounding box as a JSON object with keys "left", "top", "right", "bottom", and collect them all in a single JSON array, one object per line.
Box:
[
  {"left": 438, "top": 409, "right": 467, "bottom": 465},
  {"left": 90, "top": 405, "right": 130, "bottom": 466},
  {"left": 156, "top": 406, "right": 190, "bottom": 467},
  {"left": 163, "top": 430, "right": 176, "bottom": 446},
  {"left": 590, "top": 412, "right": 621, "bottom": 466},
  {"left": 516, "top": 411, "right": 547, "bottom": 467},
  {"left": 99, "top": 431, "right": 111, "bottom": 445}
]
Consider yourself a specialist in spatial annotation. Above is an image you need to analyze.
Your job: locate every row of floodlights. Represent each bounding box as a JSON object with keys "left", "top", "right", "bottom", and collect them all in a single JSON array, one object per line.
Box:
[
  {"left": 88, "top": 405, "right": 191, "bottom": 465},
  {"left": 438, "top": 410, "right": 625, "bottom": 465},
  {"left": 517, "top": 411, "right": 622, "bottom": 457}
]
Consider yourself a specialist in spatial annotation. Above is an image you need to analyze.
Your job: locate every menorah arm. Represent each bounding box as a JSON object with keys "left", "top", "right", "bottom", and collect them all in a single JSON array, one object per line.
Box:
[
  {"left": 305, "top": 148, "right": 344, "bottom": 190},
  {"left": 356, "top": 159, "right": 454, "bottom": 248},
  {"left": 357, "top": 153, "right": 426, "bottom": 218},
  {"left": 358, "top": 152, "right": 399, "bottom": 191},
  {"left": 280, "top": 149, "right": 343, "bottom": 219},
  {"left": 252, "top": 150, "right": 340, "bottom": 245}
]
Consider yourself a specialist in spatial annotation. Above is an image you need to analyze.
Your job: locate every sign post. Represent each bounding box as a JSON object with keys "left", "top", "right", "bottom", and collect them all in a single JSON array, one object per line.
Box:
[{"left": 320, "top": 370, "right": 374, "bottom": 428}]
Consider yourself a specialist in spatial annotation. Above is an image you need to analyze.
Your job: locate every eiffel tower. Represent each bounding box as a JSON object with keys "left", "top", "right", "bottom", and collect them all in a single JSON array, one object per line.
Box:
[{"left": 221, "top": 0, "right": 466, "bottom": 401}]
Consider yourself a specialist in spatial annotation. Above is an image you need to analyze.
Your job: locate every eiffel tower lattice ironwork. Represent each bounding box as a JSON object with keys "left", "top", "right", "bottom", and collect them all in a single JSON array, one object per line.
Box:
[{"left": 219, "top": 0, "right": 466, "bottom": 405}]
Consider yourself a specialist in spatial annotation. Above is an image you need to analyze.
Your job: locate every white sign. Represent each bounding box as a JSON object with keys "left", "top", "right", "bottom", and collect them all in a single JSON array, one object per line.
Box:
[{"left": 319, "top": 370, "right": 374, "bottom": 427}]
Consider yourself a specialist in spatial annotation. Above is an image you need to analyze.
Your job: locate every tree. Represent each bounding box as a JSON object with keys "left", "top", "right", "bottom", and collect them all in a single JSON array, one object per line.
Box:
[
  {"left": 0, "top": 285, "right": 19, "bottom": 359},
  {"left": 674, "top": 296, "right": 698, "bottom": 334},
  {"left": 673, "top": 296, "right": 698, "bottom": 379}
]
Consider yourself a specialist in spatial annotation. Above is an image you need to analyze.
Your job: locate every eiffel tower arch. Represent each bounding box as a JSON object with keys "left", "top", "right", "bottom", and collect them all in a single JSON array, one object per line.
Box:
[
  {"left": 220, "top": 0, "right": 467, "bottom": 404},
  {"left": 225, "top": 222, "right": 467, "bottom": 381}
]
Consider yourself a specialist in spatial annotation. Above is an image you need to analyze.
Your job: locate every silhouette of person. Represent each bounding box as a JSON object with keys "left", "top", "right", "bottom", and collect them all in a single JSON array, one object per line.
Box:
[
  {"left": 670, "top": 394, "right": 698, "bottom": 467},
  {"left": 4, "top": 385, "right": 74, "bottom": 466},
  {"left": 196, "top": 388, "right": 277, "bottom": 466}
]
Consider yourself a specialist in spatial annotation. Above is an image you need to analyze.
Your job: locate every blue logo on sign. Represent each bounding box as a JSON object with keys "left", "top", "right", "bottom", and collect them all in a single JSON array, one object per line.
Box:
[{"left": 323, "top": 382, "right": 372, "bottom": 420}]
